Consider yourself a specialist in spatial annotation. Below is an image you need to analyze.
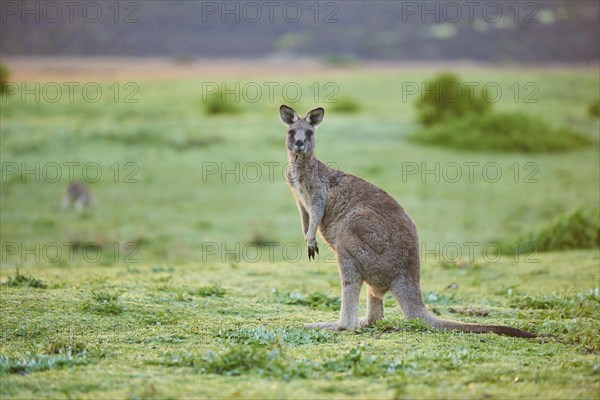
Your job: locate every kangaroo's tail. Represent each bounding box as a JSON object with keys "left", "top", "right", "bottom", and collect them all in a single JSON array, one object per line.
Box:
[{"left": 390, "top": 277, "right": 536, "bottom": 339}]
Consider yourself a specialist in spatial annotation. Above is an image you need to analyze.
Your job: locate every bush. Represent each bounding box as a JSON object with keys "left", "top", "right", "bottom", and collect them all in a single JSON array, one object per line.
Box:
[
  {"left": 204, "top": 90, "right": 241, "bottom": 115},
  {"left": 588, "top": 99, "right": 600, "bottom": 118},
  {"left": 415, "top": 72, "right": 492, "bottom": 126},
  {"left": 331, "top": 97, "right": 361, "bottom": 113},
  {"left": 0, "top": 61, "right": 10, "bottom": 94},
  {"left": 411, "top": 111, "right": 593, "bottom": 152},
  {"left": 500, "top": 208, "right": 600, "bottom": 254}
]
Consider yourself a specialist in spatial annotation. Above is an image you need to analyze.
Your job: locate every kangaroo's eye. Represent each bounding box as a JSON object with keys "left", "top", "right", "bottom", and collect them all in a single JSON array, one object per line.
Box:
[
  {"left": 288, "top": 129, "right": 296, "bottom": 136},
  {"left": 306, "top": 130, "right": 314, "bottom": 136}
]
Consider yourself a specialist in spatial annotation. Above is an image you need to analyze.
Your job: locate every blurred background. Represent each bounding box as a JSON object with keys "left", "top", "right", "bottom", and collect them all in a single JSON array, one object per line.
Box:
[
  {"left": 2, "top": 1, "right": 599, "bottom": 61},
  {"left": 1, "top": 0, "right": 599, "bottom": 266}
]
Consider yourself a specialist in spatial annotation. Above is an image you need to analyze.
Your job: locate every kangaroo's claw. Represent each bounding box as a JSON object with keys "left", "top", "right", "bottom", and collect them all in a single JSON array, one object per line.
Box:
[{"left": 308, "top": 242, "right": 319, "bottom": 261}]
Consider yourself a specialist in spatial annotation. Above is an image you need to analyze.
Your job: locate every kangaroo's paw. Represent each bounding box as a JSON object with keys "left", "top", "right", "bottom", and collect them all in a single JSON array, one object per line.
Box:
[
  {"left": 305, "top": 321, "right": 340, "bottom": 331},
  {"left": 307, "top": 242, "right": 319, "bottom": 260}
]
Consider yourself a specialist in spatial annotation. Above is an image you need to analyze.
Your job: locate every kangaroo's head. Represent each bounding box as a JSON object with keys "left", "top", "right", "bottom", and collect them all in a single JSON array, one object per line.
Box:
[{"left": 279, "top": 105, "right": 324, "bottom": 155}]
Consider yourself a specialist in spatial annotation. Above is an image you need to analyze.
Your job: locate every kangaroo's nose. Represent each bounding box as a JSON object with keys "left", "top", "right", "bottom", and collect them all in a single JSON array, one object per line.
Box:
[{"left": 295, "top": 140, "right": 304, "bottom": 147}]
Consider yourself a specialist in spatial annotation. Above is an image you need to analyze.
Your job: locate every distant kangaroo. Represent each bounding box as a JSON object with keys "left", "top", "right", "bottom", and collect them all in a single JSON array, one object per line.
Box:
[
  {"left": 62, "top": 182, "right": 94, "bottom": 212},
  {"left": 280, "top": 105, "right": 535, "bottom": 338}
]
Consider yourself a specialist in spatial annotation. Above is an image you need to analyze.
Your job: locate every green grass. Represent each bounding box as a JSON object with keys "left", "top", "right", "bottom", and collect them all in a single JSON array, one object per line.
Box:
[{"left": 1, "top": 65, "right": 599, "bottom": 399}]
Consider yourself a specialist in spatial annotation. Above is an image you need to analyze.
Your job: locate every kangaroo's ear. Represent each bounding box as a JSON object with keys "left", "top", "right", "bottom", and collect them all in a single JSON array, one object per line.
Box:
[
  {"left": 280, "top": 105, "right": 299, "bottom": 126},
  {"left": 306, "top": 107, "right": 325, "bottom": 126}
]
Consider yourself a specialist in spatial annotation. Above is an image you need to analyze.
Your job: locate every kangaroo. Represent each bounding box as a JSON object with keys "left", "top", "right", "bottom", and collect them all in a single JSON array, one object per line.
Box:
[
  {"left": 62, "top": 182, "right": 94, "bottom": 212},
  {"left": 280, "top": 104, "right": 536, "bottom": 338}
]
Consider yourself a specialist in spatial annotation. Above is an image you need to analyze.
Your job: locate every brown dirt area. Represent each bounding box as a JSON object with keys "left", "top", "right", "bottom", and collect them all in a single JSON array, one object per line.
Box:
[{"left": 3, "top": 56, "right": 595, "bottom": 82}]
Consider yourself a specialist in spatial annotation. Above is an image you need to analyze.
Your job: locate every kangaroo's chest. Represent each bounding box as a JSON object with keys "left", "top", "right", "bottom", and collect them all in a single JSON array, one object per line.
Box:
[
  {"left": 288, "top": 169, "right": 313, "bottom": 210},
  {"left": 291, "top": 180, "right": 312, "bottom": 210}
]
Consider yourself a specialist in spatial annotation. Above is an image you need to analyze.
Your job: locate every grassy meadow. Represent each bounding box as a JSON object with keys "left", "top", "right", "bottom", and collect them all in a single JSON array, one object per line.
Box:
[{"left": 0, "top": 62, "right": 599, "bottom": 399}]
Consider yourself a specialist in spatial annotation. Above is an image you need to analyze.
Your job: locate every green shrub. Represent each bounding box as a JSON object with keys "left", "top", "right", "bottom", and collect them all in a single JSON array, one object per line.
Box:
[
  {"left": 588, "top": 99, "right": 600, "bottom": 118},
  {"left": 501, "top": 208, "right": 600, "bottom": 254},
  {"left": 412, "top": 112, "right": 593, "bottom": 152},
  {"left": 331, "top": 97, "right": 361, "bottom": 113},
  {"left": 204, "top": 90, "right": 241, "bottom": 115},
  {"left": 0, "top": 61, "right": 9, "bottom": 94},
  {"left": 415, "top": 72, "right": 492, "bottom": 126}
]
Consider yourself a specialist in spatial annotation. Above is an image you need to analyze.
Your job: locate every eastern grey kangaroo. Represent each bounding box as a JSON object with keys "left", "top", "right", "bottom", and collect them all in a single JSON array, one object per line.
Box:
[
  {"left": 280, "top": 105, "right": 535, "bottom": 338},
  {"left": 62, "top": 182, "right": 94, "bottom": 212}
]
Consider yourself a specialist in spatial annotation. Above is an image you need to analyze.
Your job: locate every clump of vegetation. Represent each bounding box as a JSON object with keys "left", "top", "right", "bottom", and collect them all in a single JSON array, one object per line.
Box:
[
  {"left": 500, "top": 208, "right": 599, "bottom": 254},
  {"left": 372, "top": 317, "right": 435, "bottom": 334},
  {"left": 273, "top": 289, "right": 341, "bottom": 311},
  {"left": 1, "top": 269, "right": 48, "bottom": 289},
  {"left": 217, "top": 325, "right": 335, "bottom": 346},
  {"left": 0, "top": 61, "right": 10, "bottom": 94},
  {"left": 194, "top": 284, "right": 226, "bottom": 298},
  {"left": 81, "top": 290, "right": 124, "bottom": 315},
  {"left": 588, "top": 98, "right": 600, "bottom": 118},
  {"left": 0, "top": 352, "right": 95, "bottom": 375},
  {"left": 204, "top": 90, "right": 241, "bottom": 115},
  {"left": 201, "top": 346, "right": 293, "bottom": 377},
  {"left": 412, "top": 72, "right": 594, "bottom": 152},
  {"left": 415, "top": 72, "right": 492, "bottom": 127},
  {"left": 330, "top": 97, "right": 361, "bottom": 113},
  {"left": 412, "top": 112, "right": 593, "bottom": 152}
]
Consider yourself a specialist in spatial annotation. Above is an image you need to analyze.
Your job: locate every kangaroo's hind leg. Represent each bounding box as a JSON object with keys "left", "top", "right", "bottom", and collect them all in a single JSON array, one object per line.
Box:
[
  {"left": 305, "top": 256, "right": 362, "bottom": 331},
  {"left": 360, "top": 287, "right": 385, "bottom": 328}
]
